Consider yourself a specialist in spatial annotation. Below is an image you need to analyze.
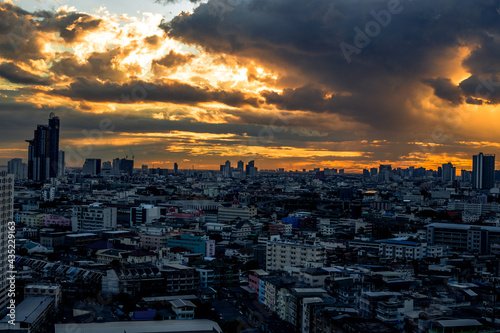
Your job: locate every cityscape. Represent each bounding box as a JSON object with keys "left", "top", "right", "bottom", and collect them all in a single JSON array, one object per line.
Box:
[{"left": 2, "top": 1, "right": 500, "bottom": 333}]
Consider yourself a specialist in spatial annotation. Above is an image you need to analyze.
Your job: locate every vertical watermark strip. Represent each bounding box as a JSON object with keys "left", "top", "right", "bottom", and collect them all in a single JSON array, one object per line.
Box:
[{"left": 6, "top": 221, "right": 16, "bottom": 325}]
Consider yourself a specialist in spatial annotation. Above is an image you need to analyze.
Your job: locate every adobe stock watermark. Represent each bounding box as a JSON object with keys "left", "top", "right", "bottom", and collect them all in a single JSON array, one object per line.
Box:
[
  {"left": 6, "top": 221, "right": 16, "bottom": 326},
  {"left": 475, "top": 74, "right": 500, "bottom": 100},
  {"left": 340, "top": 0, "right": 409, "bottom": 64}
]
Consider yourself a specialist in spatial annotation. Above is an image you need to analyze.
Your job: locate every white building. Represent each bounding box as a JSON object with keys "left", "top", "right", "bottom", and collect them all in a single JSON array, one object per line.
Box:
[
  {"left": 266, "top": 240, "right": 326, "bottom": 271},
  {"left": 378, "top": 239, "right": 427, "bottom": 260},
  {"left": 217, "top": 203, "right": 257, "bottom": 223},
  {"left": 130, "top": 204, "right": 161, "bottom": 226},
  {"left": 71, "top": 203, "right": 117, "bottom": 231}
]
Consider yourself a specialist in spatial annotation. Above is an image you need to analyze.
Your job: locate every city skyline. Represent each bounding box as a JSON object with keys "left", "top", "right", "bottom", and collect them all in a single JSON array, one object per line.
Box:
[{"left": 2, "top": 1, "right": 500, "bottom": 172}]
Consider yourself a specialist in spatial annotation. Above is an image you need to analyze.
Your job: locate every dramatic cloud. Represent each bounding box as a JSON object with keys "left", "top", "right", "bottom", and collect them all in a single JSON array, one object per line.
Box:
[
  {"left": 423, "top": 78, "right": 464, "bottom": 106},
  {"left": 1, "top": 0, "right": 500, "bottom": 170},
  {"left": 0, "top": 62, "right": 53, "bottom": 85},
  {"left": 50, "top": 77, "right": 261, "bottom": 108}
]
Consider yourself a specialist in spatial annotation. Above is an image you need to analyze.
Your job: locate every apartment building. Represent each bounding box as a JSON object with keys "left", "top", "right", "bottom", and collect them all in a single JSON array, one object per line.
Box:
[{"left": 266, "top": 240, "right": 326, "bottom": 271}]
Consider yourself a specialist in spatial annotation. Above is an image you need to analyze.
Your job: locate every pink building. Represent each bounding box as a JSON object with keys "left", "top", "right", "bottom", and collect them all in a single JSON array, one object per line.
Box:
[
  {"left": 248, "top": 269, "right": 269, "bottom": 294},
  {"left": 43, "top": 215, "right": 71, "bottom": 227}
]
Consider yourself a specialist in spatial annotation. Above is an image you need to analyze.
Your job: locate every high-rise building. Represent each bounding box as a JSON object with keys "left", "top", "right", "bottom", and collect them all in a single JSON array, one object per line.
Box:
[
  {"left": 0, "top": 171, "right": 14, "bottom": 309},
  {"left": 115, "top": 158, "right": 134, "bottom": 176},
  {"left": 82, "top": 158, "right": 101, "bottom": 176},
  {"left": 246, "top": 160, "right": 258, "bottom": 177},
  {"left": 237, "top": 160, "right": 244, "bottom": 172},
  {"left": 442, "top": 163, "right": 455, "bottom": 182},
  {"left": 7, "top": 158, "right": 27, "bottom": 181},
  {"left": 58, "top": 150, "right": 65, "bottom": 177},
  {"left": 174, "top": 163, "right": 178, "bottom": 174},
  {"left": 472, "top": 152, "right": 495, "bottom": 189},
  {"left": 221, "top": 160, "right": 232, "bottom": 177},
  {"left": 26, "top": 113, "right": 60, "bottom": 182},
  {"left": 102, "top": 161, "right": 112, "bottom": 170},
  {"left": 112, "top": 158, "right": 120, "bottom": 174}
]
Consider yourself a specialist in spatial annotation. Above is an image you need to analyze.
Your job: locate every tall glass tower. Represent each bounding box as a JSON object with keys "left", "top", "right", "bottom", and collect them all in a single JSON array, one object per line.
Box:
[
  {"left": 26, "top": 113, "right": 60, "bottom": 182},
  {"left": 472, "top": 152, "right": 495, "bottom": 189}
]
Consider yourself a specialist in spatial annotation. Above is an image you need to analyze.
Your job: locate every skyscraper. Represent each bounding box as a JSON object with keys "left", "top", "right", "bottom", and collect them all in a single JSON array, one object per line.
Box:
[
  {"left": 246, "top": 160, "right": 258, "bottom": 177},
  {"left": 82, "top": 158, "right": 102, "bottom": 176},
  {"left": 442, "top": 163, "right": 455, "bottom": 182},
  {"left": 0, "top": 171, "right": 14, "bottom": 309},
  {"left": 7, "top": 158, "right": 27, "bottom": 181},
  {"left": 472, "top": 152, "right": 495, "bottom": 189},
  {"left": 26, "top": 113, "right": 60, "bottom": 182},
  {"left": 174, "top": 163, "right": 178, "bottom": 174},
  {"left": 58, "top": 150, "right": 65, "bottom": 177}
]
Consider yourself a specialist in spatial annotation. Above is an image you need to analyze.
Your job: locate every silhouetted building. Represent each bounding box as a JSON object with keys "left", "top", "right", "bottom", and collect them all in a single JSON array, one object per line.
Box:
[
  {"left": 26, "top": 113, "right": 60, "bottom": 182},
  {"left": 119, "top": 158, "right": 134, "bottom": 176},
  {"left": 246, "top": 160, "right": 258, "bottom": 177},
  {"left": 82, "top": 158, "right": 101, "bottom": 176},
  {"left": 472, "top": 152, "right": 495, "bottom": 189},
  {"left": 174, "top": 162, "right": 178, "bottom": 174},
  {"left": 7, "top": 158, "right": 27, "bottom": 181}
]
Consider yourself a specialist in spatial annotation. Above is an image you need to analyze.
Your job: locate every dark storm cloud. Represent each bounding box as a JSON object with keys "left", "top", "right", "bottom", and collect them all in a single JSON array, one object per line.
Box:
[
  {"left": 0, "top": 62, "right": 53, "bottom": 85},
  {"left": 164, "top": 0, "right": 500, "bottom": 130},
  {"left": 459, "top": 74, "right": 500, "bottom": 104},
  {"left": 422, "top": 78, "right": 464, "bottom": 105},
  {"left": 37, "top": 12, "right": 102, "bottom": 43},
  {"left": 152, "top": 50, "right": 195, "bottom": 68},
  {"left": 261, "top": 85, "right": 334, "bottom": 112},
  {"left": 50, "top": 49, "right": 133, "bottom": 82},
  {"left": 0, "top": 3, "right": 102, "bottom": 64},
  {"left": 49, "top": 77, "right": 261, "bottom": 108}
]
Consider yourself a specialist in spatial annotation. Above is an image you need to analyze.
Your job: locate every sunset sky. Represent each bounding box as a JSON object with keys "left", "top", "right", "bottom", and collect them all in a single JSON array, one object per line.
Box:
[{"left": 1, "top": 0, "right": 500, "bottom": 172}]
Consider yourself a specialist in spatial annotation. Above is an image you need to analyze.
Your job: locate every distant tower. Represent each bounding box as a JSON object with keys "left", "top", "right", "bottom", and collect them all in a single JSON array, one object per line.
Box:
[
  {"left": 26, "top": 114, "right": 60, "bottom": 182},
  {"left": 58, "top": 150, "right": 65, "bottom": 177},
  {"left": 473, "top": 152, "right": 495, "bottom": 189},
  {"left": 174, "top": 162, "right": 178, "bottom": 174}
]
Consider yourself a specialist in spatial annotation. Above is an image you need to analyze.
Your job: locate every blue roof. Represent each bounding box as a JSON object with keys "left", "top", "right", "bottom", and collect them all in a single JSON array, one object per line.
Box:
[
  {"left": 378, "top": 239, "right": 420, "bottom": 246},
  {"left": 133, "top": 310, "right": 157, "bottom": 321}
]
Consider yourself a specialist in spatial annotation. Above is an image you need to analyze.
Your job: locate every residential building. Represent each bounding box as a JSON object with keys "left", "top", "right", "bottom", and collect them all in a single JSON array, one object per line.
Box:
[
  {"left": 71, "top": 203, "right": 117, "bottom": 231},
  {"left": 266, "top": 240, "right": 326, "bottom": 270}
]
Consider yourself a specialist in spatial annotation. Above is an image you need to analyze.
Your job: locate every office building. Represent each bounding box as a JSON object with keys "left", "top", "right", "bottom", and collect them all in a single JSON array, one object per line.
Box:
[
  {"left": 441, "top": 163, "right": 455, "bottom": 182},
  {"left": 246, "top": 160, "right": 258, "bottom": 177},
  {"left": 174, "top": 162, "right": 178, "bottom": 174},
  {"left": 426, "top": 222, "right": 500, "bottom": 254},
  {"left": 130, "top": 204, "right": 161, "bottom": 226},
  {"left": 217, "top": 203, "right": 257, "bottom": 223},
  {"left": 57, "top": 150, "right": 65, "bottom": 177},
  {"left": 166, "top": 234, "right": 215, "bottom": 257},
  {"left": 472, "top": 152, "right": 495, "bottom": 189},
  {"left": 220, "top": 160, "right": 232, "bottom": 177},
  {"left": 7, "top": 158, "right": 27, "bottom": 181},
  {"left": 71, "top": 203, "right": 117, "bottom": 231},
  {"left": 0, "top": 172, "right": 13, "bottom": 310},
  {"left": 237, "top": 160, "right": 244, "bottom": 172},
  {"left": 82, "top": 158, "right": 101, "bottom": 176},
  {"left": 26, "top": 113, "right": 60, "bottom": 182},
  {"left": 118, "top": 158, "right": 134, "bottom": 176}
]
